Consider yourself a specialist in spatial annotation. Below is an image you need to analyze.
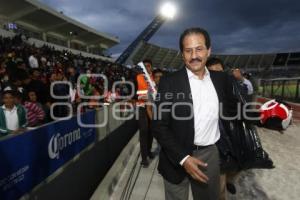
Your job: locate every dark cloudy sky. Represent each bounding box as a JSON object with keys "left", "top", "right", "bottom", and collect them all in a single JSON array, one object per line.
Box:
[{"left": 40, "top": 0, "right": 300, "bottom": 55}]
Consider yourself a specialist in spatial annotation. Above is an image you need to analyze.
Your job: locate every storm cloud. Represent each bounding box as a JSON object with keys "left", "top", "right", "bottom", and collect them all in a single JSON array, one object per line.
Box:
[{"left": 40, "top": 0, "right": 300, "bottom": 55}]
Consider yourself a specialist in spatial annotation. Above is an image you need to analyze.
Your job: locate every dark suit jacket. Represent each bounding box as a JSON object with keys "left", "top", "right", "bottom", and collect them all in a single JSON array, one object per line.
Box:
[{"left": 152, "top": 67, "right": 238, "bottom": 184}]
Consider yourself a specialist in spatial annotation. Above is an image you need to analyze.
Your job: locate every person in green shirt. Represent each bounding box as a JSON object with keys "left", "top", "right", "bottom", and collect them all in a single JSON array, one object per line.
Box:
[{"left": 0, "top": 90, "right": 27, "bottom": 137}]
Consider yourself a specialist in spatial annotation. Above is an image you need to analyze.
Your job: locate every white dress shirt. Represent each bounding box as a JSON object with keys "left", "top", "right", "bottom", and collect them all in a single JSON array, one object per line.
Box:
[
  {"left": 243, "top": 78, "right": 254, "bottom": 95},
  {"left": 3, "top": 105, "right": 19, "bottom": 131},
  {"left": 28, "top": 55, "right": 39, "bottom": 68},
  {"left": 180, "top": 67, "right": 220, "bottom": 165}
]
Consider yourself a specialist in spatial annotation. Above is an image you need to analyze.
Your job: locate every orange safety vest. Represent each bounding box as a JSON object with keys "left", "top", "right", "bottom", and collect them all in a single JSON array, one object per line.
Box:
[{"left": 136, "top": 73, "right": 153, "bottom": 106}]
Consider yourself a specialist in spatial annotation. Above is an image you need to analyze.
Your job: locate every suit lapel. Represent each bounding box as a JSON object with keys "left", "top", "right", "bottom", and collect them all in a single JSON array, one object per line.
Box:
[
  {"left": 178, "top": 67, "right": 193, "bottom": 104},
  {"left": 209, "top": 71, "right": 222, "bottom": 103},
  {"left": 178, "top": 67, "right": 195, "bottom": 143}
]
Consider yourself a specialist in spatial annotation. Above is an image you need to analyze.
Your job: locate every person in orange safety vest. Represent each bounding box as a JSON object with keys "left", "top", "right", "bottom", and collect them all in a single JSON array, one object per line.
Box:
[{"left": 136, "top": 59, "right": 156, "bottom": 168}]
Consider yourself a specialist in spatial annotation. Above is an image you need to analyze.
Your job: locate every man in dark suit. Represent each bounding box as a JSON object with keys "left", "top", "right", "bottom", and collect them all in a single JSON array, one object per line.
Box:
[{"left": 152, "top": 27, "right": 237, "bottom": 200}]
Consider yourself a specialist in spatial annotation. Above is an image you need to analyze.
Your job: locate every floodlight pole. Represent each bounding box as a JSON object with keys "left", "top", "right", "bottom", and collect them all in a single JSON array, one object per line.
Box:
[{"left": 115, "top": 15, "right": 166, "bottom": 65}]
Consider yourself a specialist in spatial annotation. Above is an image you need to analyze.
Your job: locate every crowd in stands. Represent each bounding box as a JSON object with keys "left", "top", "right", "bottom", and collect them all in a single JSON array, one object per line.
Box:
[{"left": 0, "top": 35, "right": 137, "bottom": 136}]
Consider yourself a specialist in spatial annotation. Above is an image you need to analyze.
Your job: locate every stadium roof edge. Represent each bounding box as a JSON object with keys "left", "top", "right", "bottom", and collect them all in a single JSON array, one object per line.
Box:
[
  {"left": 0, "top": 0, "right": 120, "bottom": 50},
  {"left": 25, "top": 0, "right": 119, "bottom": 44}
]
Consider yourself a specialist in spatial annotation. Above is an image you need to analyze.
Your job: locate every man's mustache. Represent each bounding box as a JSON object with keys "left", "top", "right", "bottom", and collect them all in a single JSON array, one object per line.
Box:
[{"left": 189, "top": 58, "right": 202, "bottom": 63}]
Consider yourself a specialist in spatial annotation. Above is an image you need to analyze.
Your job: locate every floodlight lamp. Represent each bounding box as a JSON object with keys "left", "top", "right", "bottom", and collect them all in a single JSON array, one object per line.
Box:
[{"left": 160, "top": 2, "right": 177, "bottom": 19}]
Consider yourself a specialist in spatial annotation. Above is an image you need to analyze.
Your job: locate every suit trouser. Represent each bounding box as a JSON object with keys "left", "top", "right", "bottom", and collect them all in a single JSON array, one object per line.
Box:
[
  {"left": 164, "top": 145, "right": 220, "bottom": 200},
  {"left": 137, "top": 106, "right": 153, "bottom": 162}
]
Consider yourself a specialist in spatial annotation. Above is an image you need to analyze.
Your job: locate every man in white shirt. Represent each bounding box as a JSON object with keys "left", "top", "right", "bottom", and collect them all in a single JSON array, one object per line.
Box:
[
  {"left": 28, "top": 52, "right": 39, "bottom": 69},
  {"left": 152, "top": 27, "right": 237, "bottom": 200},
  {"left": 0, "top": 90, "right": 27, "bottom": 136}
]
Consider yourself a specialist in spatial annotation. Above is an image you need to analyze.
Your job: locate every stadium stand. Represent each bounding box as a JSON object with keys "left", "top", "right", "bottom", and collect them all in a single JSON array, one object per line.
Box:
[
  {"left": 0, "top": 34, "right": 136, "bottom": 126},
  {"left": 132, "top": 42, "right": 184, "bottom": 70},
  {"left": 131, "top": 42, "right": 300, "bottom": 78},
  {"left": 0, "top": 0, "right": 136, "bottom": 130},
  {"left": 0, "top": 0, "right": 119, "bottom": 59}
]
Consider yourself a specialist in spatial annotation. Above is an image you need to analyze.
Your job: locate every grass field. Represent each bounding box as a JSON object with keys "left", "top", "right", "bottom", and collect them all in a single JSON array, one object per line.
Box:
[{"left": 259, "top": 80, "right": 299, "bottom": 102}]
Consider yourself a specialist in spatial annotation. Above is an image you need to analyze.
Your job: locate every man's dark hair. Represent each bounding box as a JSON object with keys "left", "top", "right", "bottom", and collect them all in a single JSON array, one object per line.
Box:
[
  {"left": 153, "top": 68, "right": 163, "bottom": 75},
  {"left": 179, "top": 27, "right": 211, "bottom": 52},
  {"left": 231, "top": 67, "right": 241, "bottom": 72},
  {"left": 143, "top": 59, "right": 152, "bottom": 66},
  {"left": 206, "top": 57, "right": 224, "bottom": 68}
]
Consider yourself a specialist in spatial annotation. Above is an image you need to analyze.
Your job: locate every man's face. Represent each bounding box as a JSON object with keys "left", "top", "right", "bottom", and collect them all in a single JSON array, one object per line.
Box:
[
  {"left": 56, "top": 73, "right": 63, "bottom": 81},
  {"left": 32, "top": 70, "right": 40, "bottom": 79},
  {"left": 50, "top": 74, "right": 56, "bottom": 82},
  {"left": 23, "top": 78, "right": 31, "bottom": 85},
  {"left": 182, "top": 33, "right": 211, "bottom": 73},
  {"left": 154, "top": 72, "right": 163, "bottom": 85},
  {"left": 207, "top": 63, "right": 224, "bottom": 72},
  {"left": 232, "top": 69, "right": 243, "bottom": 80},
  {"left": 3, "top": 93, "right": 15, "bottom": 108},
  {"left": 28, "top": 91, "right": 37, "bottom": 102},
  {"left": 144, "top": 62, "right": 152, "bottom": 74},
  {"left": 68, "top": 67, "right": 76, "bottom": 76}
]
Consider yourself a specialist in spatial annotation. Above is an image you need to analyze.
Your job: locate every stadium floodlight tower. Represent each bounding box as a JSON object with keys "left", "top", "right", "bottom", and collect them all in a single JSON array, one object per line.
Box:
[{"left": 115, "top": 2, "right": 177, "bottom": 65}]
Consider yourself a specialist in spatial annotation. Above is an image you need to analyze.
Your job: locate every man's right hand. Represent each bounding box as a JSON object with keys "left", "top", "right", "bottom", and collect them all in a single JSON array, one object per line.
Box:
[{"left": 182, "top": 156, "right": 209, "bottom": 183}]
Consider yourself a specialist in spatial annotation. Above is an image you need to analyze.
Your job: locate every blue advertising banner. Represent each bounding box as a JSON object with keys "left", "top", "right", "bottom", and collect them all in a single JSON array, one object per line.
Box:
[{"left": 0, "top": 111, "right": 96, "bottom": 200}]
